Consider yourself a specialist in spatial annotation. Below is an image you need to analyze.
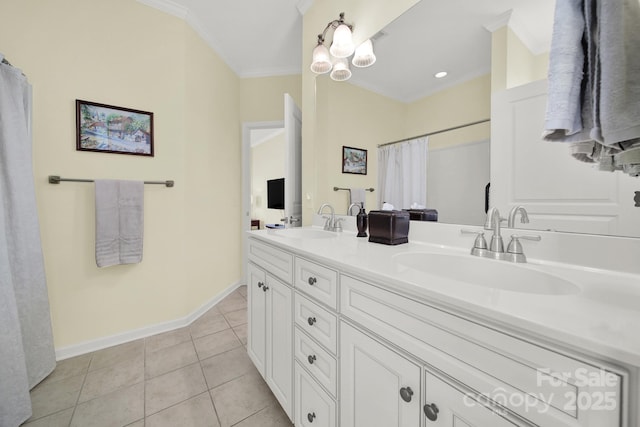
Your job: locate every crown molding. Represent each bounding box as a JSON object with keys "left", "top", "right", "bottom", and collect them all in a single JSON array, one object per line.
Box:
[
  {"left": 136, "top": 0, "right": 188, "bottom": 19},
  {"left": 483, "top": 9, "right": 549, "bottom": 55}
]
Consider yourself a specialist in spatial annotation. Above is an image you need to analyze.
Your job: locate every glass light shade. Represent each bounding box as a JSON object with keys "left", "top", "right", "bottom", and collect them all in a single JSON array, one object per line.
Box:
[
  {"left": 352, "top": 39, "right": 376, "bottom": 68},
  {"left": 330, "top": 57, "right": 352, "bottom": 81},
  {"left": 310, "top": 43, "right": 332, "bottom": 74},
  {"left": 329, "top": 24, "right": 355, "bottom": 58}
]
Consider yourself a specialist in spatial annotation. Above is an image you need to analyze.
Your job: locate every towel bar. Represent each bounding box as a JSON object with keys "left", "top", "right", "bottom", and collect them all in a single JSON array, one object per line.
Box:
[
  {"left": 333, "top": 186, "right": 374, "bottom": 192},
  {"left": 48, "top": 175, "right": 174, "bottom": 187}
]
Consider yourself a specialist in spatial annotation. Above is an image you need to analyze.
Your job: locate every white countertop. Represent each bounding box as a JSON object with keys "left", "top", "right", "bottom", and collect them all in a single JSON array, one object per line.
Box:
[{"left": 249, "top": 225, "right": 640, "bottom": 368}]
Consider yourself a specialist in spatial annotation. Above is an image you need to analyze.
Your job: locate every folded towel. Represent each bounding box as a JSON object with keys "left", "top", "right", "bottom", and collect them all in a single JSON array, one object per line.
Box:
[
  {"left": 95, "top": 180, "right": 144, "bottom": 267},
  {"left": 382, "top": 202, "right": 394, "bottom": 211},
  {"left": 350, "top": 188, "right": 366, "bottom": 209},
  {"left": 543, "top": 0, "right": 640, "bottom": 176}
]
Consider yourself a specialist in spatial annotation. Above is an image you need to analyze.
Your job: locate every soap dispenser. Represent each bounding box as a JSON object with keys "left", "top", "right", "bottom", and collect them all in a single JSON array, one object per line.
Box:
[{"left": 356, "top": 202, "right": 368, "bottom": 238}]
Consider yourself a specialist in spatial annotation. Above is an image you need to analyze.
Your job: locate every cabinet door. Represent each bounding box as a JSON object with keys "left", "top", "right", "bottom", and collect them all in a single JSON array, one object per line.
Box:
[
  {"left": 340, "top": 322, "right": 421, "bottom": 427},
  {"left": 247, "top": 263, "right": 266, "bottom": 376},
  {"left": 266, "top": 274, "right": 293, "bottom": 419},
  {"left": 424, "top": 372, "right": 521, "bottom": 427}
]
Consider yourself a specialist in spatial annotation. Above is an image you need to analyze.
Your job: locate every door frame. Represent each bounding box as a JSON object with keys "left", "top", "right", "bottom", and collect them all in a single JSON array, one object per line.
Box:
[{"left": 241, "top": 120, "right": 284, "bottom": 284}]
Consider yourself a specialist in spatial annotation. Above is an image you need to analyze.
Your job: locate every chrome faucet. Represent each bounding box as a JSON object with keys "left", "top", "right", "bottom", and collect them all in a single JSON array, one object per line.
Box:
[
  {"left": 318, "top": 203, "right": 337, "bottom": 231},
  {"left": 484, "top": 207, "right": 505, "bottom": 258},
  {"left": 347, "top": 203, "right": 360, "bottom": 216},
  {"left": 508, "top": 206, "right": 529, "bottom": 228}
]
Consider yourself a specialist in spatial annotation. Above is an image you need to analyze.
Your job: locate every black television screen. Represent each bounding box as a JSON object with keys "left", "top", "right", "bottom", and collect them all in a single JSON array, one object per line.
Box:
[{"left": 267, "top": 178, "right": 285, "bottom": 210}]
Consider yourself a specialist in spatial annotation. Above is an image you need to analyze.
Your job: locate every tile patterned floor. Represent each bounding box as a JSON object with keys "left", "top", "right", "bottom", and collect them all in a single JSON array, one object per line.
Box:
[{"left": 22, "top": 285, "right": 293, "bottom": 427}]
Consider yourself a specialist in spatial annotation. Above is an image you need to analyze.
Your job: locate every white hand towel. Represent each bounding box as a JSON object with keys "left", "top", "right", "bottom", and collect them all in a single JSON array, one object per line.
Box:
[
  {"left": 95, "top": 180, "right": 144, "bottom": 267},
  {"left": 350, "top": 188, "right": 366, "bottom": 209}
]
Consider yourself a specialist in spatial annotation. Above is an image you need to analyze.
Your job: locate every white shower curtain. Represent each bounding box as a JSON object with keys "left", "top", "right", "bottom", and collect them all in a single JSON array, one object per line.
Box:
[
  {"left": 0, "top": 54, "right": 55, "bottom": 426},
  {"left": 378, "top": 136, "right": 428, "bottom": 210}
]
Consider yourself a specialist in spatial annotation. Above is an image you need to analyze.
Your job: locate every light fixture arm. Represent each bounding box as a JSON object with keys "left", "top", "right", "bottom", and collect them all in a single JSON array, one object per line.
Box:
[{"left": 316, "top": 12, "right": 353, "bottom": 45}]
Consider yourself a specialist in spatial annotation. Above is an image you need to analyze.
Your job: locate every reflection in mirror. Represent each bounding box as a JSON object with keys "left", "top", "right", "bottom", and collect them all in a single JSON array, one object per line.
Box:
[{"left": 322, "top": 0, "right": 639, "bottom": 238}]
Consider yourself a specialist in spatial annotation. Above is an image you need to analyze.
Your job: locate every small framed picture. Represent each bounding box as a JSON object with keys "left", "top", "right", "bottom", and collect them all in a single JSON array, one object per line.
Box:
[
  {"left": 76, "top": 99, "right": 154, "bottom": 157},
  {"left": 342, "top": 146, "right": 367, "bottom": 175}
]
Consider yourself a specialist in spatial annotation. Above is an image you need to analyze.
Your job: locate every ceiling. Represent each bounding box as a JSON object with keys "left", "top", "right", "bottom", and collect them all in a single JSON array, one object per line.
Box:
[{"left": 137, "top": 0, "right": 555, "bottom": 102}]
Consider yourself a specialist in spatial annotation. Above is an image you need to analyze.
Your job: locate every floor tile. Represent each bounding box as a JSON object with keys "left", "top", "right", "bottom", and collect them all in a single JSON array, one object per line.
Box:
[
  {"left": 190, "top": 314, "right": 230, "bottom": 340},
  {"left": 70, "top": 382, "right": 144, "bottom": 427},
  {"left": 232, "top": 402, "right": 292, "bottom": 427},
  {"left": 22, "top": 408, "right": 74, "bottom": 427},
  {"left": 237, "top": 285, "right": 247, "bottom": 299},
  {"left": 201, "top": 347, "right": 254, "bottom": 389},
  {"left": 216, "top": 293, "right": 247, "bottom": 314},
  {"left": 145, "top": 392, "right": 220, "bottom": 427},
  {"left": 210, "top": 371, "right": 277, "bottom": 427},
  {"left": 146, "top": 340, "right": 198, "bottom": 379},
  {"left": 145, "top": 327, "right": 192, "bottom": 354},
  {"left": 232, "top": 324, "right": 247, "bottom": 345},
  {"left": 29, "top": 373, "right": 84, "bottom": 420},
  {"left": 194, "top": 329, "right": 241, "bottom": 361},
  {"left": 40, "top": 354, "right": 92, "bottom": 386},
  {"left": 145, "top": 363, "right": 208, "bottom": 416},
  {"left": 89, "top": 339, "right": 144, "bottom": 372},
  {"left": 79, "top": 354, "right": 144, "bottom": 403},
  {"left": 124, "top": 422, "right": 145, "bottom": 427},
  {"left": 223, "top": 308, "right": 247, "bottom": 328}
]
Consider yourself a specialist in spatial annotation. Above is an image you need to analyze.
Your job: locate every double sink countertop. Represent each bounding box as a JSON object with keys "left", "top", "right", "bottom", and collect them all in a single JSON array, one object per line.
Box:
[{"left": 249, "top": 225, "right": 640, "bottom": 368}]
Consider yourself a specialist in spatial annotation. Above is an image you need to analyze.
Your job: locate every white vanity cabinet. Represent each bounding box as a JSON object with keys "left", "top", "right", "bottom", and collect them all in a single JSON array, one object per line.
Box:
[
  {"left": 246, "top": 235, "right": 628, "bottom": 427},
  {"left": 340, "top": 322, "right": 421, "bottom": 427},
  {"left": 293, "top": 256, "right": 340, "bottom": 427},
  {"left": 247, "top": 240, "right": 294, "bottom": 420}
]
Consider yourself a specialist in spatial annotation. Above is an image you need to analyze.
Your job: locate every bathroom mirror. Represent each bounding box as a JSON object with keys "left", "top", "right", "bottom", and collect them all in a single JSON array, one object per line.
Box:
[{"left": 319, "top": 0, "right": 640, "bottom": 238}]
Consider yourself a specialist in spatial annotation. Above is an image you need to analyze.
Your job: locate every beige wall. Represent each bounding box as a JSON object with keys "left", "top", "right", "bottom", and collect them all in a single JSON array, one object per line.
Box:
[
  {"left": 315, "top": 78, "right": 405, "bottom": 213},
  {"left": 302, "top": 0, "right": 421, "bottom": 223},
  {"left": 405, "top": 74, "right": 491, "bottom": 150},
  {"left": 491, "top": 26, "right": 549, "bottom": 92},
  {"left": 0, "top": 0, "right": 242, "bottom": 349},
  {"left": 240, "top": 75, "right": 302, "bottom": 122},
  {"left": 251, "top": 132, "right": 286, "bottom": 226}
]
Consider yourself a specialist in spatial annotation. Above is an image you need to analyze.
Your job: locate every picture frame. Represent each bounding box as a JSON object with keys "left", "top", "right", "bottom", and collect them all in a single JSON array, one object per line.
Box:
[
  {"left": 76, "top": 99, "right": 154, "bottom": 157},
  {"left": 342, "top": 146, "right": 367, "bottom": 175}
]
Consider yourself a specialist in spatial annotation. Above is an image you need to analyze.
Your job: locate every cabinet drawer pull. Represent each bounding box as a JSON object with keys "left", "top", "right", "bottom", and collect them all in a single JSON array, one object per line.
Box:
[
  {"left": 423, "top": 403, "right": 439, "bottom": 421},
  {"left": 308, "top": 276, "right": 317, "bottom": 285},
  {"left": 307, "top": 316, "right": 317, "bottom": 326},
  {"left": 257, "top": 281, "right": 264, "bottom": 288},
  {"left": 307, "top": 354, "right": 317, "bottom": 364},
  {"left": 399, "top": 386, "right": 413, "bottom": 402},
  {"left": 307, "top": 412, "right": 316, "bottom": 422},
  {"left": 262, "top": 285, "right": 269, "bottom": 292}
]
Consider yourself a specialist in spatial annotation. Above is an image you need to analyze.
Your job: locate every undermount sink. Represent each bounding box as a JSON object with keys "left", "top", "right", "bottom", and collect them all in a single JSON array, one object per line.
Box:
[
  {"left": 268, "top": 228, "right": 335, "bottom": 239},
  {"left": 393, "top": 252, "right": 580, "bottom": 295}
]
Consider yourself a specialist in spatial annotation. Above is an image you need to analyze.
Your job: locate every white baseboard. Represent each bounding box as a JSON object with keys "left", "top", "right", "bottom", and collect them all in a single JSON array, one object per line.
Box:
[{"left": 55, "top": 281, "right": 242, "bottom": 361}]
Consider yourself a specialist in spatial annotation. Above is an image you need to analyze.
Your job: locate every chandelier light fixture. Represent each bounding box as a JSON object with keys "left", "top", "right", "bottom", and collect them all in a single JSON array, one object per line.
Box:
[{"left": 310, "top": 12, "right": 376, "bottom": 82}]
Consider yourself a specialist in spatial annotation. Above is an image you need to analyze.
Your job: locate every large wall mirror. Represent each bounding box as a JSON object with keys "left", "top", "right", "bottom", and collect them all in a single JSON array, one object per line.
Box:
[{"left": 315, "top": 0, "right": 639, "bottom": 238}]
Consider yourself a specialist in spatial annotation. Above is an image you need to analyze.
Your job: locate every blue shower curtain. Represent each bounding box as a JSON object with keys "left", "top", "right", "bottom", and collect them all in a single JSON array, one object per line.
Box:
[{"left": 0, "top": 54, "right": 55, "bottom": 426}]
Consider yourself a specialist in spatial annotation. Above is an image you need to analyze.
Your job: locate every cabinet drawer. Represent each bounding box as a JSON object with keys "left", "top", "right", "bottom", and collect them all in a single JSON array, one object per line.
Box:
[
  {"left": 341, "top": 275, "right": 623, "bottom": 427},
  {"left": 248, "top": 238, "right": 293, "bottom": 284},
  {"left": 295, "top": 327, "right": 337, "bottom": 397},
  {"left": 295, "top": 292, "right": 338, "bottom": 355},
  {"left": 295, "top": 362, "right": 336, "bottom": 427},
  {"left": 295, "top": 257, "right": 338, "bottom": 309}
]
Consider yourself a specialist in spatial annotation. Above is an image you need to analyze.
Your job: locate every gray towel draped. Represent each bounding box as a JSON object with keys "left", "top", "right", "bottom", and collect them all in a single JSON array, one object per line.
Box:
[
  {"left": 543, "top": 0, "right": 640, "bottom": 176},
  {"left": 95, "top": 180, "right": 144, "bottom": 267}
]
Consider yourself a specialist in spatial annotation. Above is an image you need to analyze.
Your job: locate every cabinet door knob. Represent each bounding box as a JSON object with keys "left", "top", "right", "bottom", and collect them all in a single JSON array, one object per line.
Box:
[
  {"left": 399, "top": 386, "right": 414, "bottom": 402},
  {"left": 257, "top": 281, "right": 264, "bottom": 288},
  {"left": 307, "top": 412, "right": 316, "bottom": 422},
  {"left": 307, "top": 316, "right": 317, "bottom": 326},
  {"left": 262, "top": 285, "right": 269, "bottom": 292},
  {"left": 308, "top": 276, "right": 317, "bottom": 285},
  {"left": 423, "top": 403, "right": 439, "bottom": 421},
  {"left": 307, "top": 354, "right": 317, "bottom": 364}
]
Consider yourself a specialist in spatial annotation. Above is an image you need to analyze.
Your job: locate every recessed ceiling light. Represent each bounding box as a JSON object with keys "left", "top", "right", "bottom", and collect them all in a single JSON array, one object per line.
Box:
[{"left": 434, "top": 71, "right": 448, "bottom": 79}]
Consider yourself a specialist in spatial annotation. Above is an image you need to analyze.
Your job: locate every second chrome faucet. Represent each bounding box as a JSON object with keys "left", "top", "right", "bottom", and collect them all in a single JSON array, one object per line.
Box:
[{"left": 463, "top": 206, "right": 540, "bottom": 263}]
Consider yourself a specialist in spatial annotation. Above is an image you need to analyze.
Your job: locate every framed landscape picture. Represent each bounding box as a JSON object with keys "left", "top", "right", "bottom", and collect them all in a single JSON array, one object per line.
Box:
[
  {"left": 342, "top": 146, "right": 367, "bottom": 175},
  {"left": 76, "top": 99, "right": 154, "bottom": 157}
]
